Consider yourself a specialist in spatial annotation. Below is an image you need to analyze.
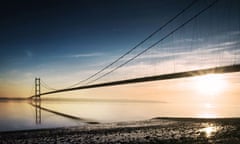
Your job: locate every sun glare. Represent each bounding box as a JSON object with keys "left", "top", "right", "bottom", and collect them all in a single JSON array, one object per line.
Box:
[{"left": 194, "top": 74, "right": 228, "bottom": 95}]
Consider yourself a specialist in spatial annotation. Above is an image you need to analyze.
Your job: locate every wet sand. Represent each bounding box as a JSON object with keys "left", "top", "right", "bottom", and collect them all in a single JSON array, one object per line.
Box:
[{"left": 0, "top": 118, "right": 240, "bottom": 144}]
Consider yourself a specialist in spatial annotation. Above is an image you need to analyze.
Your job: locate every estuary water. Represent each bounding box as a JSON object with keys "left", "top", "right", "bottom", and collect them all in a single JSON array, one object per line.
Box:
[{"left": 0, "top": 98, "right": 240, "bottom": 132}]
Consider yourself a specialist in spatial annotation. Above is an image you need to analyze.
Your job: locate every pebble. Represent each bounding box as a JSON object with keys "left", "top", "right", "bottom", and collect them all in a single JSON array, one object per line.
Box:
[{"left": 1, "top": 118, "right": 240, "bottom": 144}]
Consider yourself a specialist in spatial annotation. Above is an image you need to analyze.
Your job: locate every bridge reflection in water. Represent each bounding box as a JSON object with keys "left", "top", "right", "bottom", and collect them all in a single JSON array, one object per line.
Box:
[
  {"left": 34, "top": 99, "right": 41, "bottom": 124},
  {"left": 30, "top": 99, "right": 99, "bottom": 125}
]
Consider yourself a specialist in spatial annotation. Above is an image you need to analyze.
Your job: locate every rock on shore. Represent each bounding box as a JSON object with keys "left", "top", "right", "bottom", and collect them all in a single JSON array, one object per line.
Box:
[{"left": 0, "top": 118, "right": 240, "bottom": 144}]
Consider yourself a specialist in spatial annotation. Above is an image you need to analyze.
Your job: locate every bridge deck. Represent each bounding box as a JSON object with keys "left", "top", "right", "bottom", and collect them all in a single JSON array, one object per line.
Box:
[{"left": 34, "top": 64, "right": 240, "bottom": 97}]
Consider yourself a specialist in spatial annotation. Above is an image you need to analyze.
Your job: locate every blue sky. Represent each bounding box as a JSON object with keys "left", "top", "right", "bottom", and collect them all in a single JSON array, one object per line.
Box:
[{"left": 0, "top": 0, "right": 239, "bottom": 97}]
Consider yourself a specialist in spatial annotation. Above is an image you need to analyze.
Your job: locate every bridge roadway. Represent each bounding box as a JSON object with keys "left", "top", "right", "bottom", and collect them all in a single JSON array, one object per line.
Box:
[{"left": 32, "top": 64, "right": 240, "bottom": 97}]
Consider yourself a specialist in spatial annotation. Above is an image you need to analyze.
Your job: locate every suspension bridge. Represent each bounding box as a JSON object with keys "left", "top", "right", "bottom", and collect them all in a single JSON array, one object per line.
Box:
[{"left": 29, "top": 0, "right": 240, "bottom": 99}]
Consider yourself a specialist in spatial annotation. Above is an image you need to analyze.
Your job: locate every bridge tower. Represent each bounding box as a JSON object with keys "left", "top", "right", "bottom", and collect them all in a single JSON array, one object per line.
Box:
[
  {"left": 34, "top": 77, "right": 41, "bottom": 124},
  {"left": 35, "top": 78, "right": 41, "bottom": 98}
]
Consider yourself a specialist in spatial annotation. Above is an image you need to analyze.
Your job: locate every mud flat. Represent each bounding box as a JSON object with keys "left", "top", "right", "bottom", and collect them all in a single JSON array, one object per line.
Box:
[{"left": 1, "top": 118, "right": 240, "bottom": 144}]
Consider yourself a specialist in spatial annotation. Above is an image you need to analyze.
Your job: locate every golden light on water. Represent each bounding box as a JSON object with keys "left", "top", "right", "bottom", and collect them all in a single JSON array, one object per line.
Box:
[
  {"left": 197, "top": 113, "right": 217, "bottom": 118},
  {"left": 193, "top": 74, "right": 228, "bottom": 96},
  {"left": 200, "top": 127, "right": 217, "bottom": 137},
  {"left": 196, "top": 103, "right": 218, "bottom": 118},
  {"left": 199, "top": 125, "right": 219, "bottom": 137}
]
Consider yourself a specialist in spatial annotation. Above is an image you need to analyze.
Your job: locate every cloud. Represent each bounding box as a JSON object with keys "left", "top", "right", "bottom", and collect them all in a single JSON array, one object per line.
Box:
[
  {"left": 115, "top": 39, "right": 240, "bottom": 65},
  {"left": 229, "top": 30, "right": 240, "bottom": 36},
  {"left": 22, "top": 37, "right": 239, "bottom": 87},
  {"left": 173, "top": 38, "right": 204, "bottom": 44},
  {"left": 91, "top": 39, "right": 240, "bottom": 83},
  {"left": 83, "top": 39, "right": 240, "bottom": 84},
  {"left": 67, "top": 52, "right": 104, "bottom": 58}
]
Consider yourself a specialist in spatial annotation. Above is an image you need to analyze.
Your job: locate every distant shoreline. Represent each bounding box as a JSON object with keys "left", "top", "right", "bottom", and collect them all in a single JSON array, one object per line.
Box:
[
  {"left": 0, "top": 97, "right": 166, "bottom": 103},
  {"left": 1, "top": 117, "right": 240, "bottom": 143},
  {"left": 0, "top": 97, "right": 28, "bottom": 101}
]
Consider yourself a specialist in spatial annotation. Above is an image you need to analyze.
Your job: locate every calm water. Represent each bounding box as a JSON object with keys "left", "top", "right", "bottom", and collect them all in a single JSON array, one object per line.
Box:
[{"left": 0, "top": 99, "right": 240, "bottom": 132}]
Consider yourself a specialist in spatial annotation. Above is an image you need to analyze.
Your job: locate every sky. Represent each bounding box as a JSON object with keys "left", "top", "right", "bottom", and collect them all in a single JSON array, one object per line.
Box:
[{"left": 0, "top": 0, "right": 240, "bottom": 102}]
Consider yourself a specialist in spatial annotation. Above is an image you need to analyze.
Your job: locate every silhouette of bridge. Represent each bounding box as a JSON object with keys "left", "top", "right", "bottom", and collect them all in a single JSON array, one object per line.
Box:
[
  {"left": 31, "top": 64, "right": 240, "bottom": 99},
  {"left": 29, "top": 0, "right": 240, "bottom": 99}
]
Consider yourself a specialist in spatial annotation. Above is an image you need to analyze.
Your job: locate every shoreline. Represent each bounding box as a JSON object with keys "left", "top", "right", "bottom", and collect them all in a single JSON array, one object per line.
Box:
[{"left": 1, "top": 117, "right": 240, "bottom": 143}]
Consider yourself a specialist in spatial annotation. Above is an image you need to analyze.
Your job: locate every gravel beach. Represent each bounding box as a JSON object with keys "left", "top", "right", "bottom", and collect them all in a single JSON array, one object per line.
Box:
[{"left": 1, "top": 118, "right": 240, "bottom": 144}]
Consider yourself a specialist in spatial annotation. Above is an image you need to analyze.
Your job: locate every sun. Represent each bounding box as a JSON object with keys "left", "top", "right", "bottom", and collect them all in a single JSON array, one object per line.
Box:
[{"left": 193, "top": 74, "right": 228, "bottom": 95}]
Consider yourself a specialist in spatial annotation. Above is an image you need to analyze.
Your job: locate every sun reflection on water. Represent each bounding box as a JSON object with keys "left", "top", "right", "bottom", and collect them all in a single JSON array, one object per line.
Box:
[
  {"left": 199, "top": 124, "right": 220, "bottom": 138},
  {"left": 200, "top": 127, "right": 217, "bottom": 137}
]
